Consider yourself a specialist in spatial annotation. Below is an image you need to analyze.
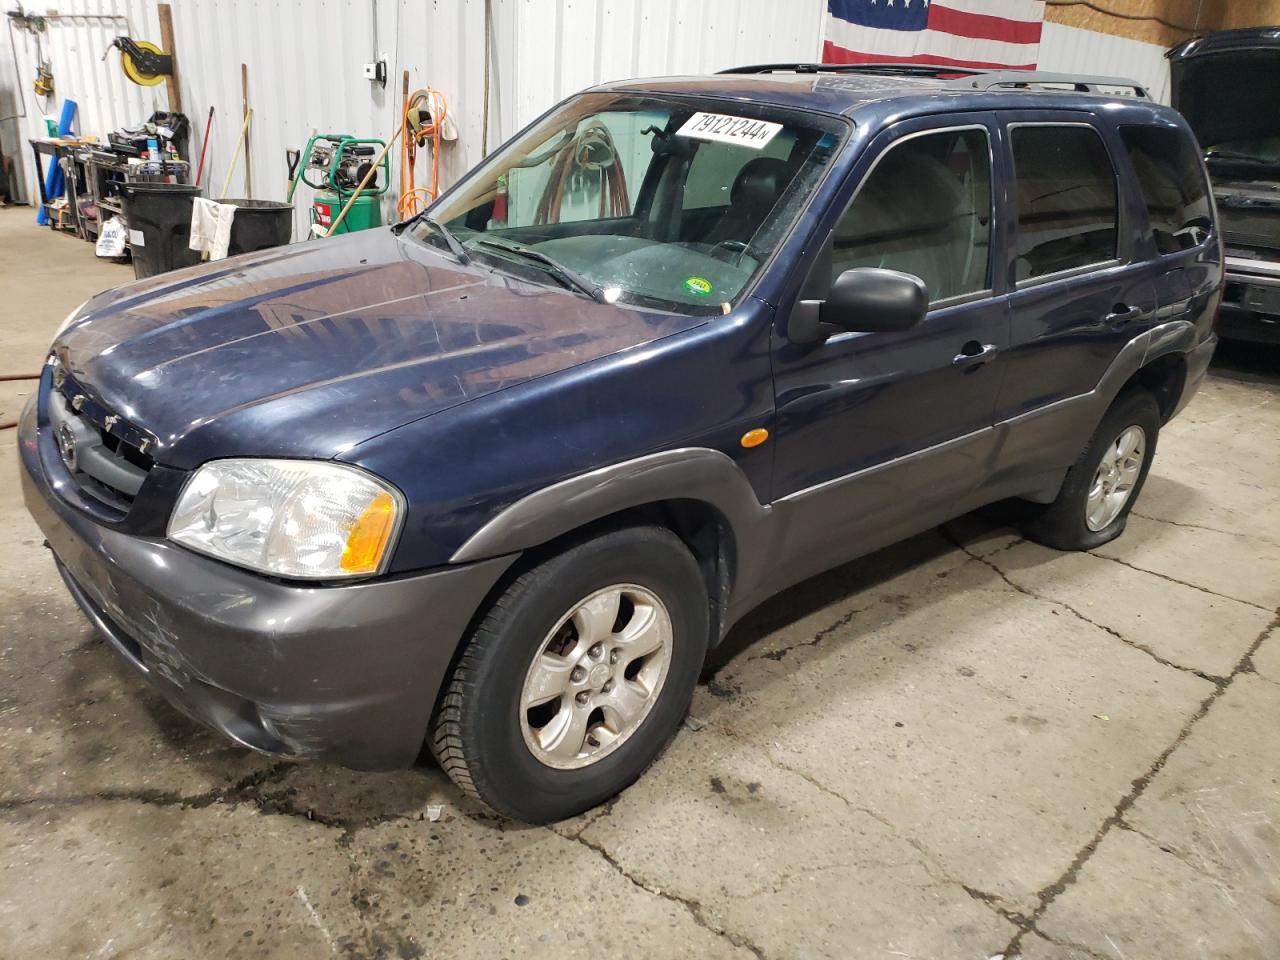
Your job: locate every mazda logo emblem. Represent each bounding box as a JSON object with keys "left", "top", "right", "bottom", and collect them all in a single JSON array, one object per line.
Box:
[{"left": 57, "top": 422, "right": 78, "bottom": 473}]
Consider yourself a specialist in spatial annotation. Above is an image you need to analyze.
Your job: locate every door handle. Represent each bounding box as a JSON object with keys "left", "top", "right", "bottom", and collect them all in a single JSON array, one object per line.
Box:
[
  {"left": 953, "top": 342, "right": 998, "bottom": 369},
  {"left": 1105, "top": 304, "right": 1144, "bottom": 327}
]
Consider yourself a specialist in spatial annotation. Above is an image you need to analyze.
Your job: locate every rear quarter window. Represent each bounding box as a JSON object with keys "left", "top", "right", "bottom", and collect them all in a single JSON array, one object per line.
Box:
[
  {"left": 1118, "top": 125, "right": 1213, "bottom": 254},
  {"left": 1011, "top": 124, "right": 1118, "bottom": 281}
]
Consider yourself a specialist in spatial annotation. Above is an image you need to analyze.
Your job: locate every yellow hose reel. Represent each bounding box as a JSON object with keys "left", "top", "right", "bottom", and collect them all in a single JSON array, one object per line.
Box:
[{"left": 104, "top": 37, "right": 172, "bottom": 87}]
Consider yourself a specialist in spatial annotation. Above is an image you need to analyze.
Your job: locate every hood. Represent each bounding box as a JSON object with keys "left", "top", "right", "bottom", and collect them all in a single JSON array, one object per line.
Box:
[
  {"left": 1168, "top": 28, "right": 1280, "bottom": 151},
  {"left": 57, "top": 229, "right": 703, "bottom": 469}
]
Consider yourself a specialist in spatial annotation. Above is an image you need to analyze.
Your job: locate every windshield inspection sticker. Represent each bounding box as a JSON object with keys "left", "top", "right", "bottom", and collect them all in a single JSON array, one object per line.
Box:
[
  {"left": 676, "top": 112, "right": 783, "bottom": 150},
  {"left": 684, "top": 276, "right": 713, "bottom": 296}
]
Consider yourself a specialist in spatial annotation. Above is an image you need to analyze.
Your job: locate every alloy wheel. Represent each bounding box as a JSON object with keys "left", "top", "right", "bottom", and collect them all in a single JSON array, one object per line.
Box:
[
  {"left": 519, "top": 584, "right": 673, "bottom": 770},
  {"left": 1085, "top": 424, "right": 1146, "bottom": 531}
]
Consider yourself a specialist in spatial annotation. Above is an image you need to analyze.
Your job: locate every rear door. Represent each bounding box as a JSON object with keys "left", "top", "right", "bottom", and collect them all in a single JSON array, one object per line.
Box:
[
  {"left": 991, "top": 112, "right": 1159, "bottom": 483},
  {"left": 1114, "top": 123, "right": 1221, "bottom": 336}
]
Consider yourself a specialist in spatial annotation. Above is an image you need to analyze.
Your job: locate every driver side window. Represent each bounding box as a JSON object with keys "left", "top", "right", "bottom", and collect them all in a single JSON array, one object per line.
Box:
[{"left": 831, "top": 127, "right": 993, "bottom": 303}]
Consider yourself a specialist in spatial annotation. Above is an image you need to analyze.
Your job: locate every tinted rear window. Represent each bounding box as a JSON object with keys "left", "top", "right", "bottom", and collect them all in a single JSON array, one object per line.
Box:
[
  {"left": 1011, "top": 125, "right": 1118, "bottom": 280},
  {"left": 1119, "top": 125, "right": 1212, "bottom": 255}
]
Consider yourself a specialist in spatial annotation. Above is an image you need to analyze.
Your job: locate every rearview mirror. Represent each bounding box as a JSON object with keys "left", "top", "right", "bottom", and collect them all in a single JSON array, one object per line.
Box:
[{"left": 788, "top": 267, "right": 929, "bottom": 344}]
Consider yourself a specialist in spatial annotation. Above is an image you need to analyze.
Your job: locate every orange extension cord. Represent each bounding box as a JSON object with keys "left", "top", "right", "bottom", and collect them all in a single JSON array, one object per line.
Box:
[{"left": 398, "top": 87, "right": 448, "bottom": 218}]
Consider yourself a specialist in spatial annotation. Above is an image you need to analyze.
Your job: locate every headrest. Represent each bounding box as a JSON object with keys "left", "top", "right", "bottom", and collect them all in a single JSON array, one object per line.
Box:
[{"left": 730, "top": 157, "right": 791, "bottom": 207}]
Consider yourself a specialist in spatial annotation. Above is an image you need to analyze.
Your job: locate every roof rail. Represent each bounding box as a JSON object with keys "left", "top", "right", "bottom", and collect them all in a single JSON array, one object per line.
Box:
[
  {"left": 945, "top": 70, "right": 1151, "bottom": 98},
  {"left": 718, "top": 63, "right": 1152, "bottom": 99},
  {"left": 717, "top": 62, "right": 984, "bottom": 77}
]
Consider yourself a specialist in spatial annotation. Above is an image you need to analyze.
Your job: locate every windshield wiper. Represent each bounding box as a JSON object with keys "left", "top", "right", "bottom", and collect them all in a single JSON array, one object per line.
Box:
[
  {"left": 471, "top": 236, "right": 604, "bottom": 303},
  {"left": 420, "top": 216, "right": 471, "bottom": 264},
  {"left": 395, "top": 212, "right": 471, "bottom": 264},
  {"left": 1206, "top": 150, "right": 1280, "bottom": 166}
]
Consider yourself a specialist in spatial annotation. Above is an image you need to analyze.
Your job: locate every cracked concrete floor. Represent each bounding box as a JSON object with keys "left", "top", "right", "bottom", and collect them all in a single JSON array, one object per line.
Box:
[{"left": 2, "top": 208, "right": 1279, "bottom": 959}]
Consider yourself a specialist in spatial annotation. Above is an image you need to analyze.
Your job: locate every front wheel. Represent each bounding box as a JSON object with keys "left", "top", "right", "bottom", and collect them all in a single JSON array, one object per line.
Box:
[
  {"left": 430, "top": 525, "right": 709, "bottom": 823},
  {"left": 1024, "top": 389, "right": 1161, "bottom": 551}
]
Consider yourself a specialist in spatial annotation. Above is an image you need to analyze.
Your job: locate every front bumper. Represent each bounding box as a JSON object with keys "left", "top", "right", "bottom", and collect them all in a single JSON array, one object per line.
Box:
[
  {"left": 17, "top": 391, "right": 515, "bottom": 769},
  {"left": 1219, "top": 257, "right": 1280, "bottom": 344}
]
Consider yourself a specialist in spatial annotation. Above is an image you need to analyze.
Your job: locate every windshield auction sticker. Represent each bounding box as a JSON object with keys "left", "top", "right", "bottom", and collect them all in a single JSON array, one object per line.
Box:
[{"left": 676, "top": 112, "right": 783, "bottom": 150}]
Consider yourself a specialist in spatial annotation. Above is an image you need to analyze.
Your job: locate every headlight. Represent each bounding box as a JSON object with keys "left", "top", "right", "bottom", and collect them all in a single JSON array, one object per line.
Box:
[
  {"left": 53, "top": 300, "right": 89, "bottom": 344},
  {"left": 168, "top": 459, "right": 404, "bottom": 579}
]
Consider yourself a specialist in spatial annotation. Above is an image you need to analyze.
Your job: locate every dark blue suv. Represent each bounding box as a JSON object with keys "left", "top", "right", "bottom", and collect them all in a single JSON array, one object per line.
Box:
[{"left": 20, "top": 65, "right": 1222, "bottom": 822}]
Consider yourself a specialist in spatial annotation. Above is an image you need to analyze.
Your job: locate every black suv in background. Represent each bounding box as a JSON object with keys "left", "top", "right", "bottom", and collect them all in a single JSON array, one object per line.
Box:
[
  {"left": 1170, "top": 27, "right": 1280, "bottom": 343},
  {"left": 23, "top": 65, "right": 1222, "bottom": 821}
]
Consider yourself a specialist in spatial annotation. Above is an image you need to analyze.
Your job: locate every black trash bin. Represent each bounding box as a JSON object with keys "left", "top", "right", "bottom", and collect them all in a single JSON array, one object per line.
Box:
[
  {"left": 221, "top": 199, "right": 294, "bottom": 255},
  {"left": 121, "top": 182, "right": 203, "bottom": 279}
]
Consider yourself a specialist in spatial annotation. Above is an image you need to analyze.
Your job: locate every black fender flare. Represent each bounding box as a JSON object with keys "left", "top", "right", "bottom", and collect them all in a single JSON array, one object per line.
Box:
[
  {"left": 1081, "top": 318, "right": 1198, "bottom": 417},
  {"left": 449, "top": 448, "right": 773, "bottom": 575},
  {"left": 1142, "top": 317, "right": 1197, "bottom": 367}
]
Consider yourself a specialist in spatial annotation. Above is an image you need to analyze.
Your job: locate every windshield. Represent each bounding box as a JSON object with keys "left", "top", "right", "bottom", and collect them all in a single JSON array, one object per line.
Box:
[{"left": 416, "top": 93, "right": 845, "bottom": 314}]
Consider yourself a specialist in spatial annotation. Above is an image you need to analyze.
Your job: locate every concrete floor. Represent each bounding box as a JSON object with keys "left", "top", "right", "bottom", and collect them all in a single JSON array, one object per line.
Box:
[{"left": 1, "top": 205, "right": 1278, "bottom": 960}]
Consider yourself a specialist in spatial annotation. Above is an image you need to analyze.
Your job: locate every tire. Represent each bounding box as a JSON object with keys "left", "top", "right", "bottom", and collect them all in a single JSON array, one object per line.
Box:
[
  {"left": 430, "top": 525, "right": 709, "bottom": 823},
  {"left": 1024, "top": 389, "right": 1161, "bottom": 551}
]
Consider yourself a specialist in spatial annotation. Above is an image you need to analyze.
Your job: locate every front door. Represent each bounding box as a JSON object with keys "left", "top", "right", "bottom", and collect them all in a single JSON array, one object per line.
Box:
[{"left": 769, "top": 114, "right": 1009, "bottom": 580}]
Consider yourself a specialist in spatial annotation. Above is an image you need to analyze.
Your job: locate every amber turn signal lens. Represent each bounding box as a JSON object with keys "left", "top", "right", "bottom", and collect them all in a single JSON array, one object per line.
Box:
[
  {"left": 740, "top": 428, "right": 769, "bottom": 449},
  {"left": 340, "top": 492, "right": 398, "bottom": 573}
]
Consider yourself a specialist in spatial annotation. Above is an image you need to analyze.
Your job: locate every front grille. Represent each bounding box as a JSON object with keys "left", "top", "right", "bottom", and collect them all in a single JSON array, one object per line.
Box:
[
  {"left": 1219, "top": 206, "right": 1280, "bottom": 254},
  {"left": 47, "top": 374, "right": 154, "bottom": 516}
]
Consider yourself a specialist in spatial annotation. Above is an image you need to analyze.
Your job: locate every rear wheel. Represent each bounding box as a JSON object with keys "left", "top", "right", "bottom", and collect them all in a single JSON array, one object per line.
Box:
[
  {"left": 430, "top": 525, "right": 708, "bottom": 823},
  {"left": 1024, "top": 389, "right": 1161, "bottom": 551}
]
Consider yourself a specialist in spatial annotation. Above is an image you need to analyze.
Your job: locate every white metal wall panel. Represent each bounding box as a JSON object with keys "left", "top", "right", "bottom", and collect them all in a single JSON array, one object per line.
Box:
[
  {"left": 5, "top": 2, "right": 1176, "bottom": 243},
  {"left": 173, "top": 0, "right": 825, "bottom": 238},
  {"left": 7, "top": 0, "right": 166, "bottom": 206},
  {"left": 176, "top": 0, "right": 503, "bottom": 238},
  {"left": 513, "top": 0, "right": 826, "bottom": 126},
  {"left": 174, "top": 0, "right": 390, "bottom": 237},
  {"left": 0, "top": 13, "right": 22, "bottom": 197},
  {"left": 1037, "top": 21, "right": 1171, "bottom": 104},
  {"left": 5, "top": 0, "right": 826, "bottom": 231}
]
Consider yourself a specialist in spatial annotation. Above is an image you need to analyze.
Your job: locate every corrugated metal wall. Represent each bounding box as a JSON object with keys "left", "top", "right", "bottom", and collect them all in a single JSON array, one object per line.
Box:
[
  {"left": 4, "top": 1, "right": 1180, "bottom": 231},
  {"left": 5, "top": 0, "right": 166, "bottom": 205},
  {"left": 512, "top": 0, "right": 826, "bottom": 124},
  {"left": 1038, "top": 20, "right": 1172, "bottom": 103},
  {"left": 5, "top": 0, "right": 823, "bottom": 229}
]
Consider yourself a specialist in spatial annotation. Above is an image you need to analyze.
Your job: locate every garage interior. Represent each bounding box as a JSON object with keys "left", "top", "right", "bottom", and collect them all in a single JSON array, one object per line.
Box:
[{"left": 2, "top": 2, "right": 1280, "bottom": 959}]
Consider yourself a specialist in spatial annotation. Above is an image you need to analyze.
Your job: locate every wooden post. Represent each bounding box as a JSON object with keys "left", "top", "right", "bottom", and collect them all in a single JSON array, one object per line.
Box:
[
  {"left": 241, "top": 63, "right": 252, "bottom": 199},
  {"left": 157, "top": 4, "right": 181, "bottom": 114}
]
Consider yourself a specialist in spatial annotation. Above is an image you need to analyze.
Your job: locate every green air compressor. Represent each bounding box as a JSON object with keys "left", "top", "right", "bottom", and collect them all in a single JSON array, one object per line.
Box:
[{"left": 287, "top": 133, "right": 389, "bottom": 236}]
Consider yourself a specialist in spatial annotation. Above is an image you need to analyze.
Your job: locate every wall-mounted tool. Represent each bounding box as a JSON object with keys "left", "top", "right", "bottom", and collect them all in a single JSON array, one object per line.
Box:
[
  {"left": 33, "top": 60, "right": 53, "bottom": 98},
  {"left": 287, "top": 134, "right": 390, "bottom": 235},
  {"left": 102, "top": 36, "right": 173, "bottom": 86},
  {"left": 8, "top": 8, "right": 54, "bottom": 100}
]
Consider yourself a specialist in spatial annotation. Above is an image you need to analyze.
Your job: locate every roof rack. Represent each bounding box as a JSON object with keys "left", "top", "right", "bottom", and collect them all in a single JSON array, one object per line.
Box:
[
  {"left": 945, "top": 70, "right": 1151, "bottom": 98},
  {"left": 717, "top": 63, "right": 1151, "bottom": 99},
  {"left": 717, "top": 62, "right": 984, "bottom": 78}
]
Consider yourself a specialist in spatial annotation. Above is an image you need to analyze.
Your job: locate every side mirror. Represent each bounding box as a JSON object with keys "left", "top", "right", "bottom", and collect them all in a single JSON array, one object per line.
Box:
[{"left": 788, "top": 267, "right": 929, "bottom": 344}]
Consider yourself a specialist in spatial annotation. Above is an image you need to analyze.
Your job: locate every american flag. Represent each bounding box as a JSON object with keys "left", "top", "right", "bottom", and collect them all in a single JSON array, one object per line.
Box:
[{"left": 823, "top": 0, "right": 1045, "bottom": 71}]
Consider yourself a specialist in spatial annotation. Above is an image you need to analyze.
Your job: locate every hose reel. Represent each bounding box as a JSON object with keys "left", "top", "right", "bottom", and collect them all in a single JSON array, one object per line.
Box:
[{"left": 103, "top": 37, "right": 173, "bottom": 87}]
